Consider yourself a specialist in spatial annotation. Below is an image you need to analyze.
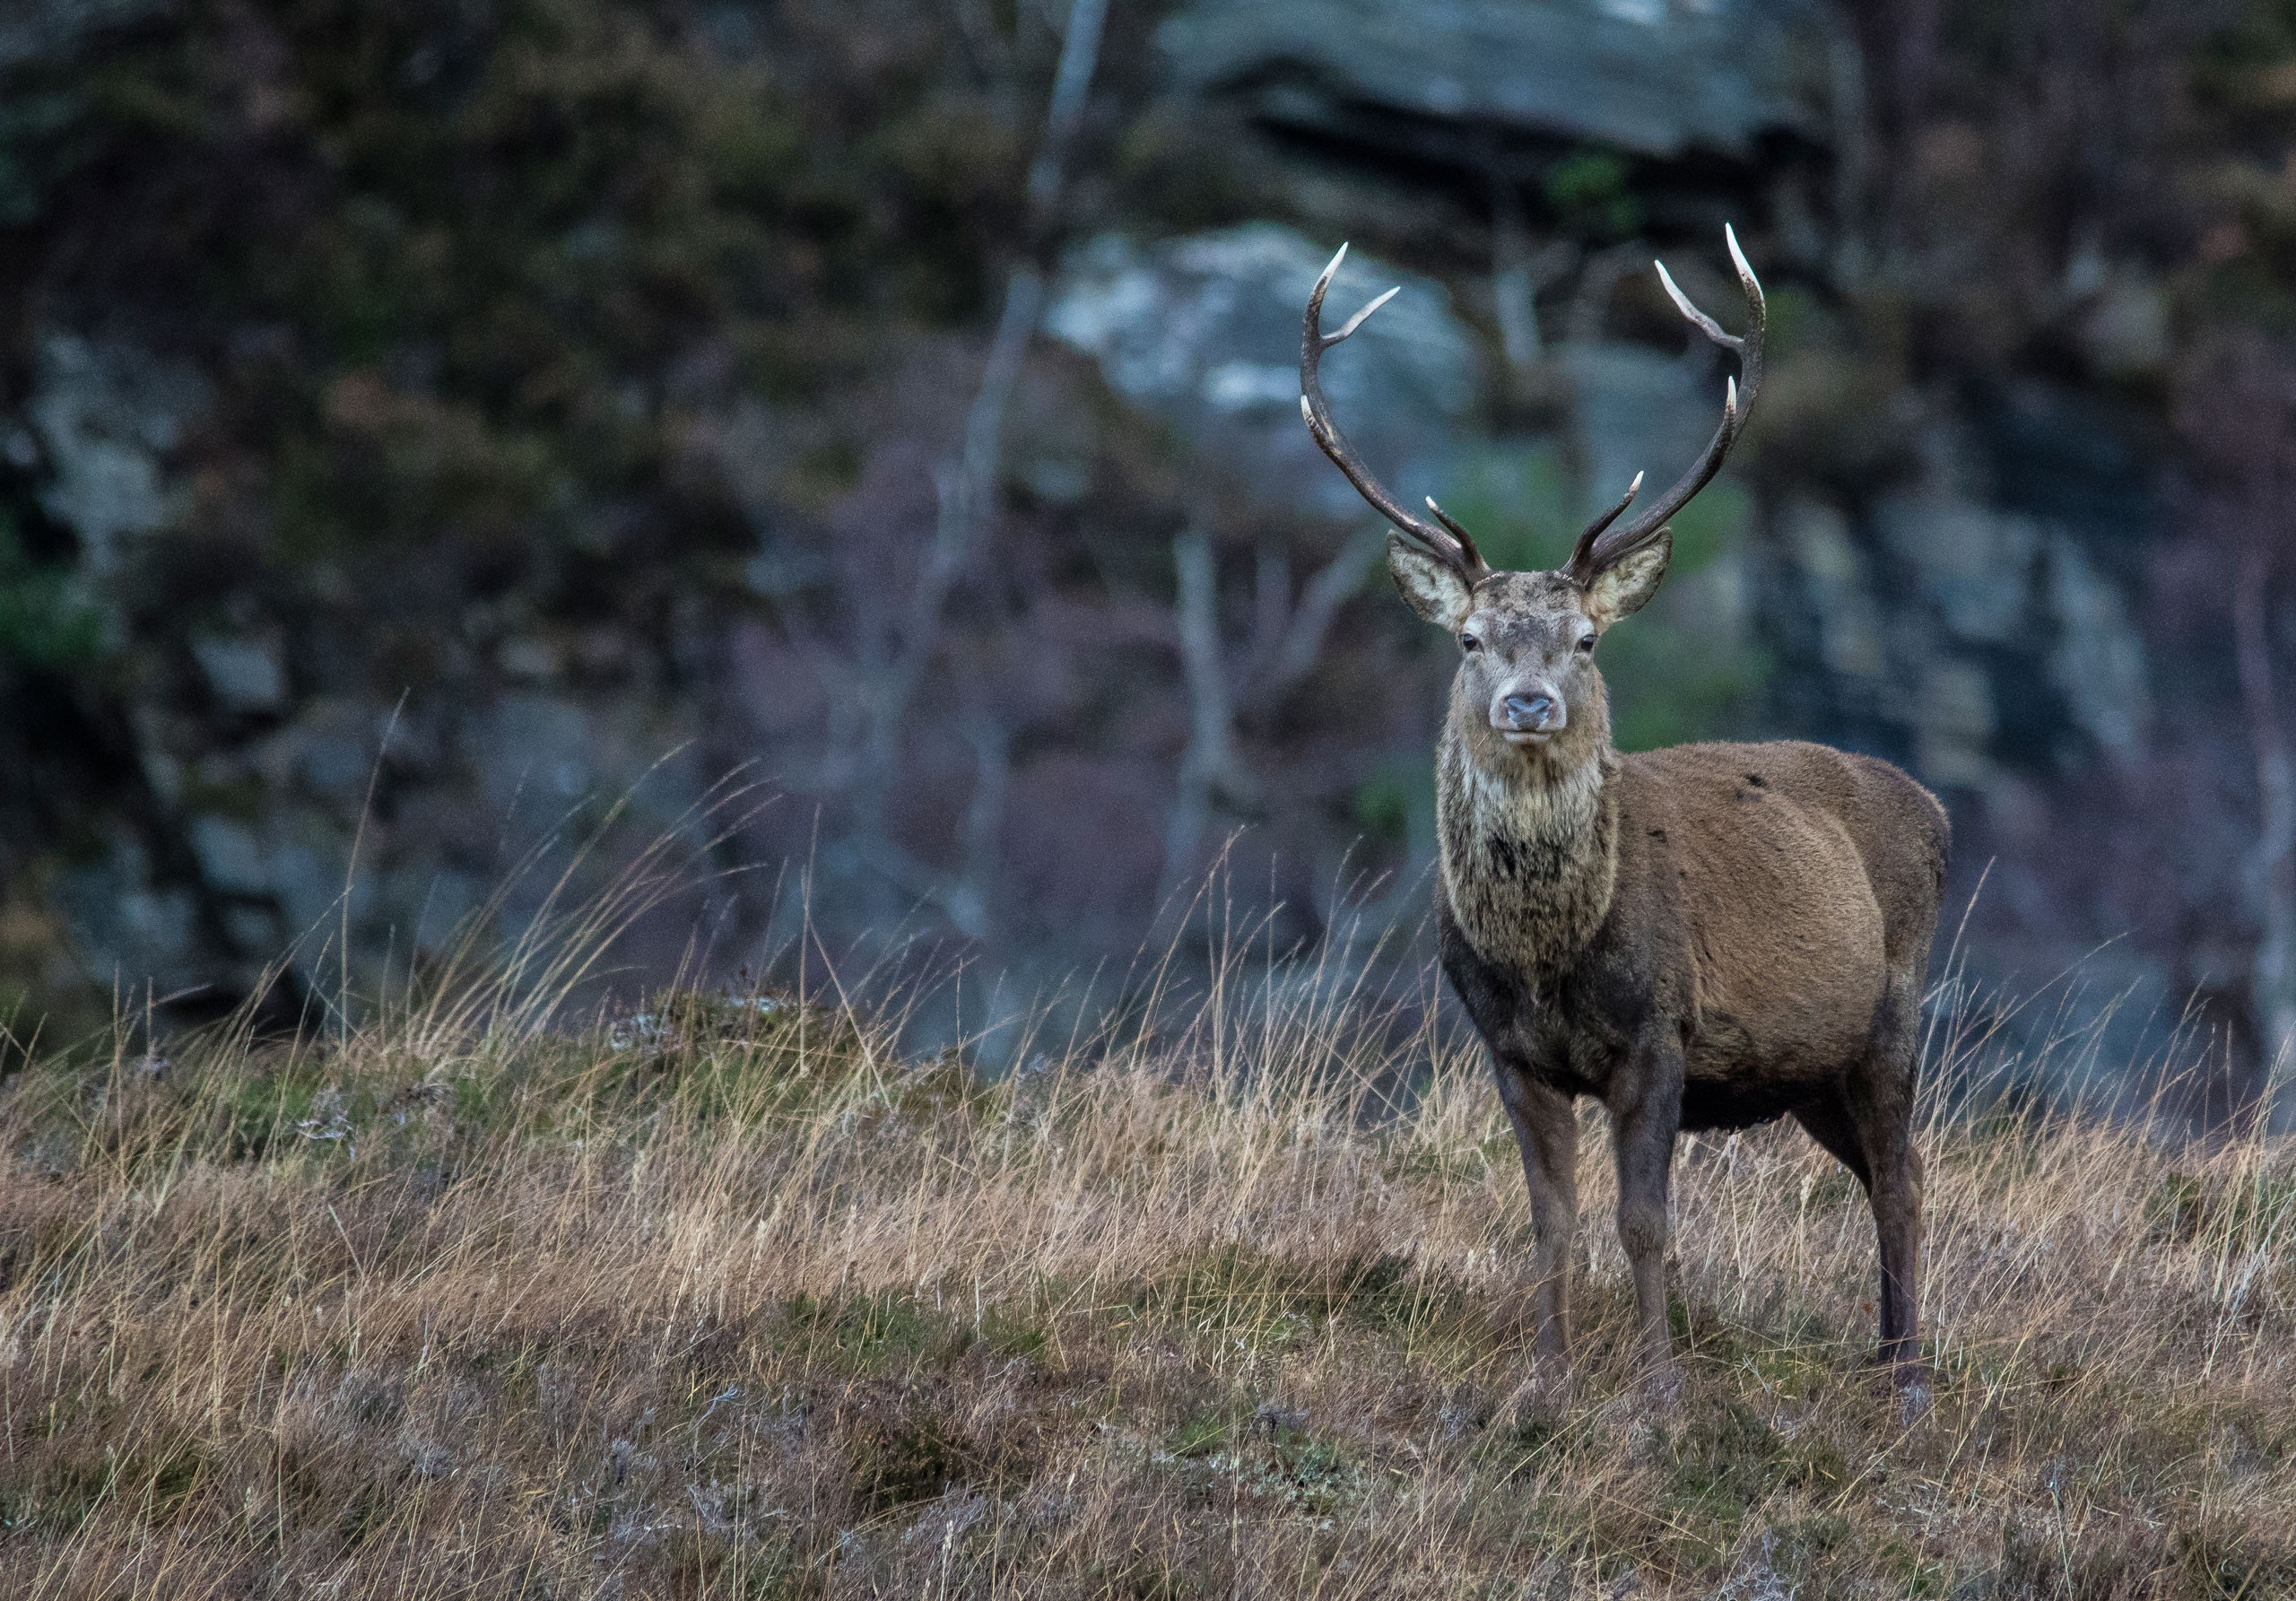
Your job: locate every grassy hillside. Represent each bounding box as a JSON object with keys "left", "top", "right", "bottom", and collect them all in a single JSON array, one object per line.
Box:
[{"left": 0, "top": 956, "right": 2291, "bottom": 1598}]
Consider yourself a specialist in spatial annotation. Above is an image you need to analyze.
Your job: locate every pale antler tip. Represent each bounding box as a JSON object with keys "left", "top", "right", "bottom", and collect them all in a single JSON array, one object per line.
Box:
[
  {"left": 1725, "top": 223, "right": 1759, "bottom": 294},
  {"left": 1332, "top": 284, "right": 1401, "bottom": 343},
  {"left": 1629, "top": 469, "right": 1646, "bottom": 493},
  {"left": 1654, "top": 259, "right": 1698, "bottom": 322},
  {"left": 1426, "top": 496, "right": 1440, "bottom": 512}
]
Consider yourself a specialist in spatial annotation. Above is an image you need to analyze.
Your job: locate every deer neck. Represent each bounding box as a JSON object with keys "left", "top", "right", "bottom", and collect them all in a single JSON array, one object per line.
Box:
[{"left": 1436, "top": 688, "right": 1619, "bottom": 977}]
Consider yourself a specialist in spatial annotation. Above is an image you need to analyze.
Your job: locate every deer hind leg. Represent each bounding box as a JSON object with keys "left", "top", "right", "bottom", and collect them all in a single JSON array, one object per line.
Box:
[
  {"left": 1841, "top": 976, "right": 1926, "bottom": 1389},
  {"left": 1791, "top": 1093, "right": 1872, "bottom": 1190},
  {"left": 1607, "top": 1034, "right": 1685, "bottom": 1394},
  {"left": 1492, "top": 1058, "right": 1579, "bottom": 1369}
]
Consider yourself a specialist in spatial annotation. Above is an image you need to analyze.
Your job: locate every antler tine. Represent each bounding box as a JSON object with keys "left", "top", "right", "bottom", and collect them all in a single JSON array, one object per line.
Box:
[
  {"left": 1569, "top": 223, "right": 1765, "bottom": 586},
  {"left": 1329, "top": 284, "right": 1400, "bottom": 345},
  {"left": 1300, "top": 245, "right": 1487, "bottom": 581},
  {"left": 1566, "top": 470, "right": 1644, "bottom": 576},
  {"left": 1655, "top": 259, "right": 1739, "bottom": 352},
  {"left": 1424, "top": 495, "right": 1476, "bottom": 546}
]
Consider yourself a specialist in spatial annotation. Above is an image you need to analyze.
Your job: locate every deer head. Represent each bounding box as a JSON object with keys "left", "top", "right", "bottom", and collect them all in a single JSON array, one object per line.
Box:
[{"left": 1300, "top": 229, "right": 1763, "bottom": 757}]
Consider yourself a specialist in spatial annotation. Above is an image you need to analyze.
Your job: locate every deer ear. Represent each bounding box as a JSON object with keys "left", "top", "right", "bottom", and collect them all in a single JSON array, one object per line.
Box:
[
  {"left": 1387, "top": 532, "right": 1473, "bottom": 630},
  {"left": 1581, "top": 528, "right": 1672, "bottom": 628}
]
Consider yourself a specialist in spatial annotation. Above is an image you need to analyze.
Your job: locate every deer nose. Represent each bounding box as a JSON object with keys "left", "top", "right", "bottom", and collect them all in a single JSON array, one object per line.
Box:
[{"left": 1501, "top": 692, "right": 1562, "bottom": 734}]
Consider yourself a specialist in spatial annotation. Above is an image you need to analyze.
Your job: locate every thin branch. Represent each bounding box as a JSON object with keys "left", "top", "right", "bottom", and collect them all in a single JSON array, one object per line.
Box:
[
  {"left": 1252, "top": 544, "right": 1292, "bottom": 673},
  {"left": 1174, "top": 525, "right": 1245, "bottom": 794},
  {"left": 1162, "top": 524, "right": 1252, "bottom": 902},
  {"left": 1266, "top": 526, "right": 1384, "bottom": 698},
  {"left": 1025, "top": 0, "right": 1108, "bottom": 222},
  {"left": 1161, "top": 518, "right": 1378, "bottom": 902},
  {"left": 951, "top": 716, "right": 1013, "bottom": 940}
]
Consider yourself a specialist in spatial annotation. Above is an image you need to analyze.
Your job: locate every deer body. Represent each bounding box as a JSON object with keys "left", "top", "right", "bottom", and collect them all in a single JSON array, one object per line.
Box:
[
  {"left": 1300, "top": 231, "right": 1948, "bottom": 1402},
  {"left": 1441, "top": 727, "right": 1944, "bottom": 1115},
  {"left": 1442, "top": 731, "right": 1947, "bottom": 1124}
]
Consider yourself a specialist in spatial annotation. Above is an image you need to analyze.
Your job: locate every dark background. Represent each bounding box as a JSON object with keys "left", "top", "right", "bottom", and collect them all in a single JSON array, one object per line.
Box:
[{"left": 1, "top": 0, "right": 2292, "bottom": 1111}]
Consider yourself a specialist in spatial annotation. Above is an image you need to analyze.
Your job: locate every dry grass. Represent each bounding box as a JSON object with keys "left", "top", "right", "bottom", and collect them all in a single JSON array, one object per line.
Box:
[{"left": 0, "top": 942, "right": 2291, "bottom": 1599}]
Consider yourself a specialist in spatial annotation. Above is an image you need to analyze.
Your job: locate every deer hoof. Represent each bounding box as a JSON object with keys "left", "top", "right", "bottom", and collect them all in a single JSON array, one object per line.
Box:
[{"left": 1503, "top": 1363, "right": 1573, "bottom": 1423}]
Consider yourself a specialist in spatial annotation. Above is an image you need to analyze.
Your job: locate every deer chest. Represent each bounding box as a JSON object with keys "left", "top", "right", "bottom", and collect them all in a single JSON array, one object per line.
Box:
[{"left": 1436, "top": 746, "right": 1619, "bottom": 980}]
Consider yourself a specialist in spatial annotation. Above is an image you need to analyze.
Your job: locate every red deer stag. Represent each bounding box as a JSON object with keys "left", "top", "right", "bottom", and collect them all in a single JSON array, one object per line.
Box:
[{"left": 1300, "top": 229, "right": 1948, "bottom": 1404}]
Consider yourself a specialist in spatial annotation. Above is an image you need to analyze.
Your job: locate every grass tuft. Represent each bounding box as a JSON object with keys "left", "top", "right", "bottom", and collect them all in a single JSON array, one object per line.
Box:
[{"left": 0, "top": 951, "right": 2288, "bottom": 1597}]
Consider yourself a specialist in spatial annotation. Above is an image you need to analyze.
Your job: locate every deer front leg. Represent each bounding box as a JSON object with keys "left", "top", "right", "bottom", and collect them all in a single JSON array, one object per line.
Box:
[
  {"left": 1492, "top": 1057, "right": 1578, "bottom": 1369},
  {"left": 1607, "top": 1032, "right": 1684, "bottom": 1396}
]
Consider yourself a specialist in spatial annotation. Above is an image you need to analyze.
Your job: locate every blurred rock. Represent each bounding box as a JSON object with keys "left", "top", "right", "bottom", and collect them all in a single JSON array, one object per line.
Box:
[
  {"left": 28, "top": 334, "right": 206, "bottom": 573},
  {"left": 188, "top": 816, "right": 268, "bottom": 898},
  {"left": 1912, "top": 659, "right": 1995, "bottom": 790},
  {"left": 1160, "top": 0, "right": 1821, "bottom": 162},
  {"left": 1875, "top": 497, "right": 2039, "bottom": 645},
  {"left": 2079, "top": 268, "right": 2171, "bottom": 382},
  {"left": 477, "top": 695, "right": 597, "bottom": 812},
  {"left": 1879, "top": 464, "right": 2150, "bottom": 769},
  {"left": 57, "top": 850, "right": 200, "bottom": 993},
  {"left": 1975, "top": 381, "right": 2156, "bottom": 547},
  {"left": 1766, "top": 481, "right": 2152, "bottom": 789},
  {"left": 263, "top": 807, "right": 372, "bottom": 953},
  {"left": 191, "top": 634, "right": 287, "bottom": 716},
  {"left": 2046, "top": 537, "right": 2149, "bottom": 756},
  {"left": 498, "top": 636, "right": 560, "bottom": 684},
  {"left": 1046, "top": 224, "right": 1478, "bottom": 518},
  {"left": 279, "top": 700, "right": 379, "bottom": 805},
  {"left": 0, "top": 0, "right": 170, "bottom": 73},
  {"left": 1562, "top": 342, "right": 1727, "bottom": 518},
  {"left": 1781, "top": 501, "right": 1887, "bottom": 683}
]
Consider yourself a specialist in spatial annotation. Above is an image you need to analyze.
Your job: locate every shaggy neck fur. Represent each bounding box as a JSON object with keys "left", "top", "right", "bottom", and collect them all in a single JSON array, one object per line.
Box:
[{"left": 1436, "top": 682, "right": 1619, "bottom": 978}]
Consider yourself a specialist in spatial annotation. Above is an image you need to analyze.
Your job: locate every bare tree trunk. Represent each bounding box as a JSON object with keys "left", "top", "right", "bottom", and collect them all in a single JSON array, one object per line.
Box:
[
  {"left": 1260, "top": 526, "right": 1385, "bottom": 695},
  {"left": 2233, "top": 544, "right": 2296, "bottom": 1128},
  {"left": 941, "top": 717, "right": 1011, "bottom": 940},
  {"left": 864, "top": 263, "right": 1045, "bottom": 794},
  {"left": 1162, "top": 523, "right": 1248, "bottom": 905},
  {"left": 843, "top": 0, "right": 1109, "bottom": 930},
  {"left": 1160, "top": 522, "right": 1382, "bottom": 906}
]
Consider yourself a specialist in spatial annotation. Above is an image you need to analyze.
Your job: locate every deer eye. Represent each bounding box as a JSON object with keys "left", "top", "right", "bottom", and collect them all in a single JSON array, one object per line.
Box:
[
  {"left": 1576, "top": 634, "right": 1597, "bottom": 655},
  {"left": 1459, "top": 633, "right": 1482, "bottom": 653}
]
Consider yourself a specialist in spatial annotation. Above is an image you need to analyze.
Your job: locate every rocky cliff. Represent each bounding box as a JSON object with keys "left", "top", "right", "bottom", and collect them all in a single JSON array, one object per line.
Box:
[{"left": 1, "top": 0, "right": 2287, "bottom": 1103}]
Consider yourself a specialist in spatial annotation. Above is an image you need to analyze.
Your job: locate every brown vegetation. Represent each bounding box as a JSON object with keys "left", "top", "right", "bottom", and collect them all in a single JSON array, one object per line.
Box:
[{"left": 0, "top": 935, "right": 2290, "bottom": 1597}]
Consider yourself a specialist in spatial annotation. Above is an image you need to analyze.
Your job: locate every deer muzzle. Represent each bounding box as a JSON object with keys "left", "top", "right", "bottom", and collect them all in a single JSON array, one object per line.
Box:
[{"left": 1497, "top": 688, "right": 1566, "bottom": 745}]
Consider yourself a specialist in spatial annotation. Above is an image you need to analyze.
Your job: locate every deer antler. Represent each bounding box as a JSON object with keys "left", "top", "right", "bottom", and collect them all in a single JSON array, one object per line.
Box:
[
  {"left": 1568, "top": 224, "right": 1764, "bottom": 586},
  {"left": 1300, "top": 245, "right": 1489, "bottom": 585}
]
